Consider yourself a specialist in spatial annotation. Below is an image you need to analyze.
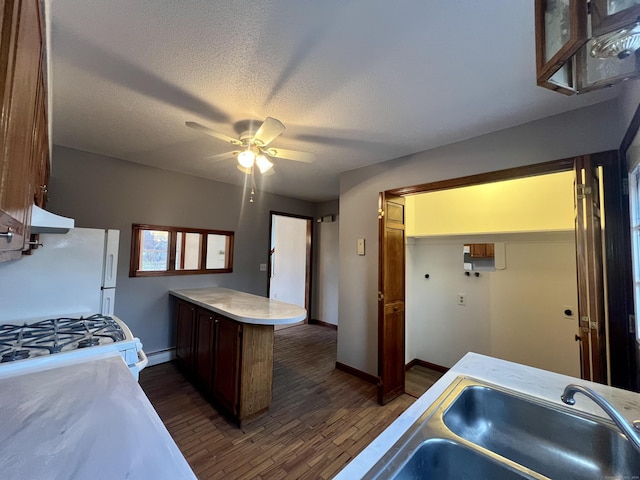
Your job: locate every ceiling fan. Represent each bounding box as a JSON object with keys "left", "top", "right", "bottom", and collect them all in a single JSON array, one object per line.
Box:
[{"left": 185, "top": 117, "right": 316, "bottom": 177}]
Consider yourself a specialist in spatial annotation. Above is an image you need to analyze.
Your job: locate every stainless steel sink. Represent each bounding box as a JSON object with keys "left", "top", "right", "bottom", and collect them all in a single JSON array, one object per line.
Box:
[
  {"left": 391, "top": 438, "right": 533, "bottom": 480},
  {"left": 443, "top": 384, "right": 640, "bottom": 479},
  {"left": 363, "top": 377, "right": 640, "bottom": 479}
]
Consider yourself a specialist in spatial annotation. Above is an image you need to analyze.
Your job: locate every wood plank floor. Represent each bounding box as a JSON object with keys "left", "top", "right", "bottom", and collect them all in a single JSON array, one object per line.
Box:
[
  {"left": 140, "top": 324, "right": 415, "bottom": 479},
  {"left": 405, "top": 365, "right": 444, "bottom": 399}
]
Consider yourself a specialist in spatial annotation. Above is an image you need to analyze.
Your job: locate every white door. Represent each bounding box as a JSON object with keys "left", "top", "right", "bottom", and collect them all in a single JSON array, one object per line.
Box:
[{"left": 269, "top": 214, "right": 309, "bottom": 329}]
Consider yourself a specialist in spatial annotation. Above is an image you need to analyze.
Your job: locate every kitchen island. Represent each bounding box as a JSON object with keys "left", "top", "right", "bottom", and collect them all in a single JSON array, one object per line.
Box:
[
  {"left": 169, "top": 287, "right": 306, "bottom": 425},
  {"left": 0, "top": 353, "right": 195, "bottom": 479},
  {"left": 335, "top": 352, "right": 640, "bottom": 478}
]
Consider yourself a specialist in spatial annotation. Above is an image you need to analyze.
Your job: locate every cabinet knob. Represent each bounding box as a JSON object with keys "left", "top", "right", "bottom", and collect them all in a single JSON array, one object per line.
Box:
[{"left": 0, "top": 227, "right": 14, "bottom": 243}]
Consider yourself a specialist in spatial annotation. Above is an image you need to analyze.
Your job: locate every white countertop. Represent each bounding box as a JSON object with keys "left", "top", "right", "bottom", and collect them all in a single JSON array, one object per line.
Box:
[
  {"left": 170, "top": 287, "right": 307, "bottom": 325},
  {"left": 0, "top": 353, "right": 196, "bottom": 480},
  {"left": 335, "top": 352, "right": 640, "bottom": 479}
]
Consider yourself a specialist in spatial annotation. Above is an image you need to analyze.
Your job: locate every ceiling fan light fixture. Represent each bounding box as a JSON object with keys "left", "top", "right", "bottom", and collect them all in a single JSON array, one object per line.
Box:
[
  {"left": 238, "top": 148, "right": 256, "bottom": 168},
  {"left": 256, "top": 154, "right": 273, "bottom": 174},
  {"left": 237, "top": 164, "right": 252, "bottom": 174}
]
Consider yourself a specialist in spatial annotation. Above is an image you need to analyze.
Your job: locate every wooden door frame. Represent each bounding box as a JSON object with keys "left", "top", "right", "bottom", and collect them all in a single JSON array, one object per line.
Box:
[
  {"left": 379, "top": 154, "right": 637, "bottom": 392},
  {"left": 619, "top": 100, "right": 640, "bottom": 391},
  {"left": 267, "top": 211, "right": 313, "bottom": 322}
]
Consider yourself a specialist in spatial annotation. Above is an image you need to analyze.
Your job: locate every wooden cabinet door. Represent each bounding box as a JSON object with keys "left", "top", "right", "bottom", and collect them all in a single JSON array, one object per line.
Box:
[
  {"left": 213, "top": 316, "right": 241, "bottom": 415},
  {"left": 176, "top": 300, "right": 196, "bottom": 370},
  {"left": 469, "top": 243, "right": 494, "bottom": 258},
  {"left": 0, "top": 0, "right": 42, "bottom": 254},
  {"left": 195, "top": 309, "right": 215, "bottom": 393}
]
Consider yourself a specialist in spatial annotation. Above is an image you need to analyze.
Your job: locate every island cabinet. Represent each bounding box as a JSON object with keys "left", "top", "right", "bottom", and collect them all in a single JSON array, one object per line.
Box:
[
  {"left": 174, "top": 298, "right": 274, "bottom": 425},
  {"left": 175, "top": 300, "right": 196, "bottom": 370}
]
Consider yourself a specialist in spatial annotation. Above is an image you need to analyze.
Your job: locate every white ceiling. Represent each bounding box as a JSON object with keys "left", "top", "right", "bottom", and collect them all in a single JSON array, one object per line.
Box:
[{"left": 49, "top": 1, "right": 618, "bottom": 202}]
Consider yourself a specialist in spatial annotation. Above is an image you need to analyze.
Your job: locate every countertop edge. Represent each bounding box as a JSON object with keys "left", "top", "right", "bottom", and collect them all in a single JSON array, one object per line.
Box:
[
  {"left": 334, "top": 352, "right": 640, "bottom": 479},
  {"left": 169, "top": 288, "right": 307, "bottom": 325}
]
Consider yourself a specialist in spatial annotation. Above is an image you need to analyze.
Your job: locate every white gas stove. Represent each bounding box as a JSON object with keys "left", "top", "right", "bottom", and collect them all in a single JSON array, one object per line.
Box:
[{"left": 0, "top": 314, "right": 148, "bottom": 380}]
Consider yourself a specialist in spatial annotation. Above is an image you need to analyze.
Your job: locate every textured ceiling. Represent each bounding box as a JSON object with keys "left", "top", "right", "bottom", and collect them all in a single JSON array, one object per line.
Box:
[{"left": 49, "top": 1, "right": 618, "bottom": 202}]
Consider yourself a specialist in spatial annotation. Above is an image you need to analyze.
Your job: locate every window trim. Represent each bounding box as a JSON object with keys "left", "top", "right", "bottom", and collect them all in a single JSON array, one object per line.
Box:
[{"left": 129, "top": 223, "right": 234, "bottom": 277}]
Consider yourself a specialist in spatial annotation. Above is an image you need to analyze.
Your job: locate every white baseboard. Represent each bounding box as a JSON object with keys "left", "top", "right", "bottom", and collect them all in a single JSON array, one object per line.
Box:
[{"left": 146, "top": 348, "right": 175, "bottom": 367}]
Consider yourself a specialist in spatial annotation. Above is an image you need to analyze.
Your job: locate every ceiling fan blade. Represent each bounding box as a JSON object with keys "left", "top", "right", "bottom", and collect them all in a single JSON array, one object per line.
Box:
[
  {"left": 207, "top": 151, "right": 239, "bottom": 161},
  {"left": 253, "top": 117, "right": 285, "bottom": 147},
  {"left": 186, "top": 121, "right": 242, "bottom": 146},
  {"left": 266, "top": 147, "right": 316, "bottom": 163}
]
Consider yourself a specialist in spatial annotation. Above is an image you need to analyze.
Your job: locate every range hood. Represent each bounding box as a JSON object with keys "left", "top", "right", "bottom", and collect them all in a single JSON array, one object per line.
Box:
[{"left": 30, "top": 205, "right": 75, "bottom": 234}]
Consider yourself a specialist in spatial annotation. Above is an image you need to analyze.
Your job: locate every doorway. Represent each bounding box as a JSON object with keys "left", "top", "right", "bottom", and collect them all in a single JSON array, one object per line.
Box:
[
  {"left": 268, "top": 212, "right": 312, "bottom": 330},
  {"left": 377, "top": 154, "right": 635, "bottom": 404},
  {"left": 404, "top": 172, "right": 581, "bottom": 380}
]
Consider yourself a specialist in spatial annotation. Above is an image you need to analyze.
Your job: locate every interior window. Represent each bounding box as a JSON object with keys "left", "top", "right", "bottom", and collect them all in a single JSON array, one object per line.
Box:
[{"left": 130, "top": 224, "right": 234, "bottom": 277}]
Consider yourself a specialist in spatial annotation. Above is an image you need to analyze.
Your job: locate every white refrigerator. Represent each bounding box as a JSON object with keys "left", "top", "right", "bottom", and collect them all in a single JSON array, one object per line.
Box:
[{"left": 0, "top": 228, "right": 120, "bottom": 322}]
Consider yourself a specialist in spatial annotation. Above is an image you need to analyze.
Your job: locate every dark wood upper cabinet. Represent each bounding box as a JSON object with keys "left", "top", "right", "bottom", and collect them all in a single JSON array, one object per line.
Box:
[
  {"left": 468, "top": 243, "right": 495, "bottom": 259},
  {"left": 590, "top": 0, "right": 640, "bottom": 37},
  {"left": 535, "top": 0, "right": 588, "bottom": 94},
  {"left": 0, "top": 0, "right": 49, "bottom": 261},
  {"left": 535, "top": 0, "right": 640, "bottom": 95}
]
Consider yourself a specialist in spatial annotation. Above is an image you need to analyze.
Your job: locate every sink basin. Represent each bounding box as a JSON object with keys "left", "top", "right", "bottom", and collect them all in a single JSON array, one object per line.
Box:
[
  {"left": 393, "top": 438, "right": 532, "bottom": 480},
  {"left": 443, "top": 385, "right": 640, "bottom": 479},
  {"left": 363, "top": 377, "right": 640, "bottom": 479}
]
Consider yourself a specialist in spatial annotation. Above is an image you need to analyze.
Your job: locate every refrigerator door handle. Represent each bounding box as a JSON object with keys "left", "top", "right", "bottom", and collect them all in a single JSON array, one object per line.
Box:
[{"left": 102, "top": 229, "right": 120, "bottom": 289}]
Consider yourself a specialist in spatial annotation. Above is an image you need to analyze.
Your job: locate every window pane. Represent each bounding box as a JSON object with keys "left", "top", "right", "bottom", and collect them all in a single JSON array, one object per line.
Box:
[
  {"left": 608, "top": 0, "right": 639, "bottom": 15},
  {"left": 545, "top": 0, "right": 571, "bottom": 62},
  {"left": 176, "top": 232, "right": 202, "bottom": 270},
  {"left": 139, "top": 230, "right": 169, "bottom": 271},
  {"left": 206, "top": 234, "right": 227, "bottom": 269}
]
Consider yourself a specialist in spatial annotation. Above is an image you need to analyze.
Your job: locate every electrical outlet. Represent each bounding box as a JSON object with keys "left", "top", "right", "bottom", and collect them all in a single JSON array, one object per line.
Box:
[
  {"left": 458, "top": 293, "right": 466, "bottom": 306},
  {"left": 259, "top": 263, "right": 267, "bottom": 271}
]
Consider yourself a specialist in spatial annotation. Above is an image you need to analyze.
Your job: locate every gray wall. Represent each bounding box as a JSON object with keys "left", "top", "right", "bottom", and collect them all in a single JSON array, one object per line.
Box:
[
  {"left": 621, "top": 78, "right": 640, "bottom": 135},
  {"left": 337, "top": 99, "right": 626, "bottom": 376},
  {"left": 312, "top": 199, "right": 339, "bottom": 325},
  {"left": 48, "top": 145, "right": 316, "bottom": 357}
]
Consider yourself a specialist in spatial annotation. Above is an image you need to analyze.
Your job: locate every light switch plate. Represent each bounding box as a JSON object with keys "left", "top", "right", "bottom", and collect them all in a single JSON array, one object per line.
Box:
[
  {"left": 357, "top": 238, "right": 365, "bottom": 256},
  {"left": 259, "top": 263, "right": 267, "bottom": 271}
]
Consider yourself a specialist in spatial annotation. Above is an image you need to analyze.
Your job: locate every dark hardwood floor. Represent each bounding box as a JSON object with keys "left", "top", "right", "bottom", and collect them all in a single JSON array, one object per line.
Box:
[
  {"left": 140, "top": 324, "right": 415, "bottom": 479},
  {"left": 405, "top": 365, "right": 444, "bottom": 399}
]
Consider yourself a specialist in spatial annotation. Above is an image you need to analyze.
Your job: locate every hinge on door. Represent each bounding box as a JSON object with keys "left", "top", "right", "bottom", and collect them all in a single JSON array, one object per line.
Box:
[
  {"left": 576, "top": 184, "right": 592, "bottom": 200},
  {"left": 590, "top": 320, "right": 598, "bottom": 330},
  {"left": 623, "top": 177, "right": 629, "bottom": 196},
  {"left": 377, "top": 208, "right": 384, "bottom": 220},
  {"left": 378, "top": 291, "right": 384, "bottom": 301},
  {"left": 630, "top": 314, "right": 636, "bottom": 334}
]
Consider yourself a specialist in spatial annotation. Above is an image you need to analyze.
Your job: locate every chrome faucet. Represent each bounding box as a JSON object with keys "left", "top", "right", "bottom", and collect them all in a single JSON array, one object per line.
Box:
[{"left": 561, "top": 384, "right": 640, "bottom": 453}]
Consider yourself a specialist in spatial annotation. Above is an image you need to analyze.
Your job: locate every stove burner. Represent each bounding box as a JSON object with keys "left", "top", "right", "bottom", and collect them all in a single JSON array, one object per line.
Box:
[
  {"left": 1, "top": 349, "right": 30, "bottom": 363},
  {"left": 0, "top": 315, "right": 126, "bottom": 361},
  {"left": 78, "top": 338, "right": 100, "bottom": 348}
]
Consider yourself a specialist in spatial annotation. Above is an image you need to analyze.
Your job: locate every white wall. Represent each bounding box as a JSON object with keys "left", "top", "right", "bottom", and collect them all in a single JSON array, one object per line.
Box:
[
  {"left": 489, "top": 239, "right": 579, "bottom": 377},
  {"left": 406, "top": 233, "right": 580, "bottom": 377},
  {"left": 338, "top": 100, "right": 623, "bottom": 376},
  {"left": 406, "top": 240, "right": 492, "bottom": 366}
]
